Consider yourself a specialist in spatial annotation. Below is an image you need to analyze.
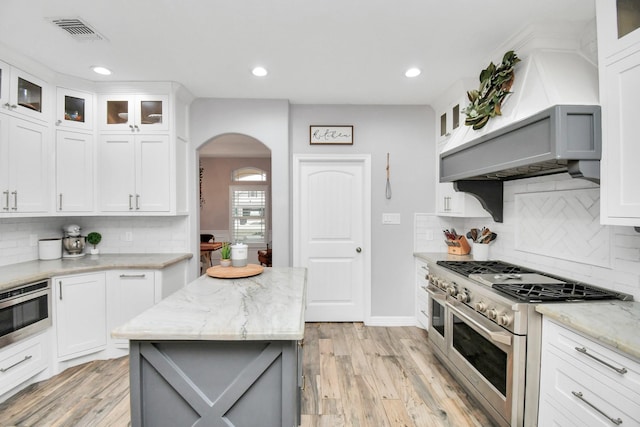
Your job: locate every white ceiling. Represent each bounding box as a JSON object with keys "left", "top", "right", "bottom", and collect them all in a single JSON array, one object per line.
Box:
[
  {"left": 0, "top": 0, "right": 595, "bottom": 106},
  {"left": 1, "top": 1, "right": 596, "bottom": 158}
]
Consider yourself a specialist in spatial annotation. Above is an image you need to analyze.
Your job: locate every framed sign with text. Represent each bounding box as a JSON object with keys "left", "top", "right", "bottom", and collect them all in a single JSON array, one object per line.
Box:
[{"left": 310, "top": 125, "right": 353, "bottom": 145}]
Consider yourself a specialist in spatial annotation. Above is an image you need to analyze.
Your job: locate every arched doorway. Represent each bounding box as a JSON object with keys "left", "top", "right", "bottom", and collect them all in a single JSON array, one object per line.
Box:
[{"left": 197, "top": 133, "right": 272, "bottom": 271}]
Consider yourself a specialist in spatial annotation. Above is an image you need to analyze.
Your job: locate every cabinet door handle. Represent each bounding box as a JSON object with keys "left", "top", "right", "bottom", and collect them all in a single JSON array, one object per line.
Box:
[
  {"left": 59, "top": 281, "right": 63, "bottom": 300},
  {"left": 119, "top": 274, "right": 146, "bottom": 279},
  {"left": 571, "top": 391, "right": 622, "bottom": 425},
  {"left": 134, "top": 125, "right": 140, "bottom": 131},
  {"left": 59, "top": 193, "right": 63, "bottom": 211},
  {"left": 3, "top": 102, "right": 10, "bottom": 109},
  {"left": 129, "top": 125, "right": 134, "bottom": 132},
  {"left": 574, "top": 347, "right": 628, "bottom": 374},
  {"left": 420, "top": 310, "right": 428, "bottom": 317},
  {"left": 129, "top": 194, "right": 133, "bottom": 210},
  {"left": 56, "top": 119, "right": 62, "bottom": 126},
  {"left": 0, "top": 355, "right": 32, "bottom": 373},
  {"left": 11, "top": 190, "right": 17, "bottom": 210},
  {"left": 135, "top": 194, "right": 140, "bottom": 210},
  {"left": 2, "top": 190, "right": 8, "bottom": 211}
]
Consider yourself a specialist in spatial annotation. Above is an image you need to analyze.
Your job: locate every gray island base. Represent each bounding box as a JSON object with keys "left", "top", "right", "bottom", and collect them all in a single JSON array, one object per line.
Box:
[{"left": 112, "top": 267, "right": 307, "bottom": 427}]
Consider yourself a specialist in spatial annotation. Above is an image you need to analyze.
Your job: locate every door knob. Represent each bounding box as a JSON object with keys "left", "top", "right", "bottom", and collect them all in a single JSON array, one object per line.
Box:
[{"left": 356, "top": 247, "right": 362, "bottom": 253}]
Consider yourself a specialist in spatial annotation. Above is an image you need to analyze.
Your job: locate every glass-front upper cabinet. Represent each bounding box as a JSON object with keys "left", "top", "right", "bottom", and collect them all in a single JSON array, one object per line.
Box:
[
  {"left": 56, "top": 87, "right": 94, "bottom": 131},
  {"left": 597, "top": 0, "right": 640, "bottom": 61},
  {"left": 1, "top": 64, "right": 48, "bottom": 122},
  {"left": 99, "top": 94, "right": 168, "bottom": 132}
]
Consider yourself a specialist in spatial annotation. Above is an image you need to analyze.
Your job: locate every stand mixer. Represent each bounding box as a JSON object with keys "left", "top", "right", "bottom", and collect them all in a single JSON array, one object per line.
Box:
[{"left": 62, "top": 224, "right": 86, "bottom": 258}]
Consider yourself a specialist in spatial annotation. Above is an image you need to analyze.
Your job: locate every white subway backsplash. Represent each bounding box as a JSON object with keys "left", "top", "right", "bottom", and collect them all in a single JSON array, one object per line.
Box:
[
  {"left": 417, "top": 174, "right": 640, "bottom": 300},
  {"left": 0, "top": 216, "right": 189, "bottom": 267}
]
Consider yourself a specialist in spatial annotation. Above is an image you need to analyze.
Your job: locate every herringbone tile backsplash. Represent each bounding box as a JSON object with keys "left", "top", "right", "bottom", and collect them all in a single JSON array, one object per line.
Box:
[{"left": 515, "top": 188, "right": 610, "bottom": 267}]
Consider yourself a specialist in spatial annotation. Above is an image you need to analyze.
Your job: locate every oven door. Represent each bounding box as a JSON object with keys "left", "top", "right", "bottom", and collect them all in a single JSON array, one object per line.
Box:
[
  {"left": 446, "top": 300, "right": 526, "bottom": 426},
  {"left": 425, "top": 285, "right": 447, "bottom": 356}
]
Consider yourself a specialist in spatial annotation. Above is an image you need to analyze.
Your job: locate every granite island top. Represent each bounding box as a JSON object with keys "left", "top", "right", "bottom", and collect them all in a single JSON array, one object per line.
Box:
[
  {"left": 0, "top": 253, "right": 192, "bottom": 291},
  {"left": 536, "top": 301, "right": 640, "bottom": 361},
  {"left": 112, "top": 267, "right": 307, "bottom": 341}
]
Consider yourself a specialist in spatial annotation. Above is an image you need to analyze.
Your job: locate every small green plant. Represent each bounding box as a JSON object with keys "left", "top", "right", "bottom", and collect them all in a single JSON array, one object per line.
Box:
[
  {"left": 220, "top": 243, "right": 231, "bottom": 260},
  {"left": 86, "top": 232, "right": 102, "bottom": 249}
]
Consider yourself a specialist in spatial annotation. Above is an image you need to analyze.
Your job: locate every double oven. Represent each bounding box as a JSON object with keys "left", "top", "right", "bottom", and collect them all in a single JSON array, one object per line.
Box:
[
  {"left": 423, "top": 258, "right": 629, "bottom": 427},
  {"left": 0, "top": 280, "right": 52, "bottom": 349}
]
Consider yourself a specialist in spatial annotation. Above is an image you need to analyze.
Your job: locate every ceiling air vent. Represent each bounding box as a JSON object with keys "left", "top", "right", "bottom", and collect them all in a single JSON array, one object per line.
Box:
[{"left": 48, "top": 18, "right": 106, "bottom": 41}]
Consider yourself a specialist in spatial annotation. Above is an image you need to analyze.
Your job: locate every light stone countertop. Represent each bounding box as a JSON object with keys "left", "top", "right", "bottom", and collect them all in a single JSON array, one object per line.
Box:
[
  {"left": 111, "top": 267, "right": 307, "bottom": 341},
  {"left": 536, "top": 301, "right": 640, "bottom": 361},
  {"left": 0, "top": 253, "right": 192, "bottom": 291}
]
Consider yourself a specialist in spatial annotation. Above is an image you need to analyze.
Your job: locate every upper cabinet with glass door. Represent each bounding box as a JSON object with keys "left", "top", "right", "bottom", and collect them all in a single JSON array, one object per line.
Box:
[
  {"left": 597, "top": 0, "right": 640, "bottom": 61},
  {"left": 98, "top": 94, "right": 169, "bottom": 132},
  {"left": 0, "top": 62, "right": 49, "bottom": 123},
  {"left": 56, "top": 87, "right": 94, "bottom": 131}
]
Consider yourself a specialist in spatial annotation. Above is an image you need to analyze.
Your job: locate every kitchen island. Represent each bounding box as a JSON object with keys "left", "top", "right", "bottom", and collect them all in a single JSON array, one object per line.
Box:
[{"left": 112, "top": 267, "right": 307, "bottom": 427}]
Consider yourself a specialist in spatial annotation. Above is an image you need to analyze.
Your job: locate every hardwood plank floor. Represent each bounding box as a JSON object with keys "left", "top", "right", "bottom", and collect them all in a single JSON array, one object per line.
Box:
[{"left": 0, "top": 324, "right": 495, "bottom": 426}]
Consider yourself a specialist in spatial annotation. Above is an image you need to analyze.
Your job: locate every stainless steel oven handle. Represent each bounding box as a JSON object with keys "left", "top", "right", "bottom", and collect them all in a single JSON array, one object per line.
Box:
[
  {"left": 447, "top": 303, "right": 512, "bottom": 346},
  {"left": 571, "top": 391, "right": 622, "bottom": 425},
  {"left": 425, "top": 285, "right": 446, "bottom": 301},
  {"left": 574, "top": 347, "right": 628, "bottom": 374}
]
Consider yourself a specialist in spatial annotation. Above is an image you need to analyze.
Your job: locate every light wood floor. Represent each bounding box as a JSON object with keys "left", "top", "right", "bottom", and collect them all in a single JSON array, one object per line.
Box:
[{"left": 0, "top": 323, "right": 495, "bottom": 427}]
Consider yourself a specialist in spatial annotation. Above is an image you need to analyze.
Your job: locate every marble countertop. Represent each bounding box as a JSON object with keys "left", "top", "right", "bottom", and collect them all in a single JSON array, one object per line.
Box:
[
  {"left": 536, "top": 301, "right": 640, "bottom": 361},
  {"left": 112, "top": 267, "right": 307, "bottom": 341},
  {"left": 0, "top": 253, "right": 192, "bottom": 291}
]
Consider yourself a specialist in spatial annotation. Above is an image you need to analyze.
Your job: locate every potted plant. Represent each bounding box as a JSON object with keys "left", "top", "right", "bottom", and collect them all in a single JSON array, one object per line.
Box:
[
  {"left": 219, "top": 243, "right": 231, "bottom": 267},
  {"left": 87, "top": 232, "right": 102, "bottom": 255}
]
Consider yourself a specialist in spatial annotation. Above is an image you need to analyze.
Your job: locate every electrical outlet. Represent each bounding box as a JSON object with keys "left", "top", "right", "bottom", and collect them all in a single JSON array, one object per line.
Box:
[
  {"left": 426, "top": 230, "right": 434, "bottom": 241},
  {"left": 124, "top": 231, "right": 133, "bottom": 242}
]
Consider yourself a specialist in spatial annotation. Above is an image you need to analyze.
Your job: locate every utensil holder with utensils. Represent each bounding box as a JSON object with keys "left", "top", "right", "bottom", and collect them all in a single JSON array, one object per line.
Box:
[{"left": 445, "top": 235, "right": 471, "bottom": 255}]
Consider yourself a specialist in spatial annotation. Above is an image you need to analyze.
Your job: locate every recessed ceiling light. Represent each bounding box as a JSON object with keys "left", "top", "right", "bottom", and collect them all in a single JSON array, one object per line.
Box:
[
  {"left": 92, "top": 66, "right": 112, "bottom": 76},
  {"left": 405, "top": 67, "right": 421, "bottom": 78},
  {"left": 252, "top": 66, "right": 268, "bottom": 77}
]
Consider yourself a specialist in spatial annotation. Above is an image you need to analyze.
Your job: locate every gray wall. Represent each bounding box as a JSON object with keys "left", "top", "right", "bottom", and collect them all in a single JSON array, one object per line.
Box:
[{"left": 290, "top": 105, "right": 435, "bottom": 318}]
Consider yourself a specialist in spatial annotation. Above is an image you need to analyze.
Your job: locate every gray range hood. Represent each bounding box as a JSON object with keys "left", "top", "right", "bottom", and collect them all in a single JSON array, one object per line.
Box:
[{"left": 439, "top": 104, "right": 601, "bottom": 222}]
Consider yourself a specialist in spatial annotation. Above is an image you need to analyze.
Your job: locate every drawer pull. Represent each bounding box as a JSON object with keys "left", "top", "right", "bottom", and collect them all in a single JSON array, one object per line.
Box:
[
  {"left": 0, "top": 355, "right": 32, "bottom": 373},
  {"left": 119, "top": 274, "right": 146, "bottom": 279},
  {"left": 575, "top": 347, "right": 628, "bottom": 374},
  {"left": 571, "top": 391, "right": 622, "bottom": 425},
  {"left": 420, "top": 310, "right": 428, "bottom": 317}
]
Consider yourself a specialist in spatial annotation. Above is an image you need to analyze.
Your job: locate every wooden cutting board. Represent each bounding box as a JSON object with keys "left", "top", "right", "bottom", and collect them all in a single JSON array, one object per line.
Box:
[{"left": 206, "top": 264, "right": 264, "bottom": 279}]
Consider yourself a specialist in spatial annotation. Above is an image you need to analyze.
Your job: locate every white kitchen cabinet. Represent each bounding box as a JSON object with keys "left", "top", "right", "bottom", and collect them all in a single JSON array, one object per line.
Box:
[
  {"left": 597, "top": 0, "right": 640, "bottom": 226},
  {"left": 0, "top": 331, "right": 49, "bottom": 400},
  {"left": 107, "top": 270, "right": 157, "bottom": 349},
  {"left": 437, "top": 100, "right": 462, "bottom": 142},
  {"left": 415, "top": 258, "right": 429, "bottom": 330},
  {"left": 97, "top": 134, "right": 170, "bottom": 212},
  {"left": 0, "top": 114, "right": 49, "bottom": 214},
  {"left": 55, "top": 130, "right": 94, "bottom": 212},
  {"left": 55, "top": 87, "right": 93, "bottom": 131},
  {"left": 98, "top": 93, "right": 169, "bottom": 132},
  {"left": 53, "top": 273, "right": 107, "bottom": 361},
  {"left": 0, "top": 63, "right": 49, "bottom": 123},
  {"left": 539, "top": 318, "right": 640, "bottom": 426}
]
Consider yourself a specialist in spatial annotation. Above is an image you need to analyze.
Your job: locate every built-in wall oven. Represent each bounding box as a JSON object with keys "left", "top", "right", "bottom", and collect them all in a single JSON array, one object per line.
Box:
[
  {"left": 423, "top": 259, "right": 631, "bottom": 427},
  {"left": 0, "top": 280, "right": 52, "bottom": 349}
]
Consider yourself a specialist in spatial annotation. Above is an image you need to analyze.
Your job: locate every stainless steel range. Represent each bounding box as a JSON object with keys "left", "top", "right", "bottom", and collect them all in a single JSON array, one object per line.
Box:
[{"left": 424, "top": 259, "right": 632, "bottom": 427}]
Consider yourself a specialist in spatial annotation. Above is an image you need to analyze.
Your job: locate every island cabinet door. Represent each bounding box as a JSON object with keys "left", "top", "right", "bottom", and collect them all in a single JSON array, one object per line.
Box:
[{"left": 128, "top": 340, "right": 299, "bottom": 427}]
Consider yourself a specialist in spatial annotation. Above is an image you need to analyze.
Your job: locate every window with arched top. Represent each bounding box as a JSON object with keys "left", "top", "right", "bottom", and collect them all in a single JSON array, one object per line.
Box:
[
  {"left": 230, "top": 167, "right": 268, "bottom": 243},
  {"left": 232, "top": 167, "right": 267, "bottom": 182}
]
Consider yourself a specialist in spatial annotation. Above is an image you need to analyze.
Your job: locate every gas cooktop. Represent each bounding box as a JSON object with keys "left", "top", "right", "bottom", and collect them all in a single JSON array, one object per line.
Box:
[
  {"left": 436, "top": 260, "right": 536, "bottom": 276},
  {"left": 436, "top": 260, "right": 628, "bottom": 303}
]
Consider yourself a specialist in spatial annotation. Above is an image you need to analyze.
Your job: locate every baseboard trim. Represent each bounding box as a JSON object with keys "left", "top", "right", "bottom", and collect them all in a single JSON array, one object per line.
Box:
[{"left": 365, "top": 316, "right": 417, "bottom": 327}]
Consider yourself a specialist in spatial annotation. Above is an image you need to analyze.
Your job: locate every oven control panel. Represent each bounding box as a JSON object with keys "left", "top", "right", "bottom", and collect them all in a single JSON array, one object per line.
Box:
[{"left": 427, "top": 270, "right": 519, "bottom": 332}]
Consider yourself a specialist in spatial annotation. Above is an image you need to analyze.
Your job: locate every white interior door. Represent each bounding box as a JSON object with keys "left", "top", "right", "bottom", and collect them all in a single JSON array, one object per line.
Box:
[{"left": 293, "top": 155, "right": 370, "bottom": 322}]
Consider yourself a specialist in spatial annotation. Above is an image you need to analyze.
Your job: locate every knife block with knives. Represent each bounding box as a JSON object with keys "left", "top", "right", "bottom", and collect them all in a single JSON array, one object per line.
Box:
[{"left": 445, "top": 235, "right": 471, "bottom": 255}]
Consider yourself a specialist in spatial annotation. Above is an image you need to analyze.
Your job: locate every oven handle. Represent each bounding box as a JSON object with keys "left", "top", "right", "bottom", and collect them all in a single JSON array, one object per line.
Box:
[
  {"left": 447, "top": 302, "right": 512, "bottom": 346},
  {"left": 425, "top": 285, "right": 446, "bottom": 301}
]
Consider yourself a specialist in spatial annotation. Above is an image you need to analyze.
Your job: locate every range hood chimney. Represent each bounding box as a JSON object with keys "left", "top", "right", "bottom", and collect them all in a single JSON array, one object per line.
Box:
[{"left": 439, "top": 40, "right": 601, "bottom": 223}]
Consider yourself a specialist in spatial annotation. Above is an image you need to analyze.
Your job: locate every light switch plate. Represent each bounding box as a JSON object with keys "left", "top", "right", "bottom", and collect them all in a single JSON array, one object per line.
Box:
[{"left": 382, "top": 213, "right": 401, "bottom": 225}]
